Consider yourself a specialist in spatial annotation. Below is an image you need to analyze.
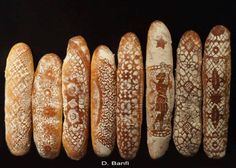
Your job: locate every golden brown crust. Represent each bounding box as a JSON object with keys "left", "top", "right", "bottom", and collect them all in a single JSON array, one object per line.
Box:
[
  {"left": 5, "top": 42, "right": 34, "bottom": 156},
  {"left": 202, "top": 25, "right": 231, "bottom": 159},
  {"left": 62, "top": 36, "right": 90, "bottom": 160},
  {"left": 91, "top": 45, "right": 116, "bottom": 157},
  {"left": 117, "top": 32, "right": 144, "bottom": 160},
  {"left": 32, "top": 53, "right": 62, "bottom": 159}
]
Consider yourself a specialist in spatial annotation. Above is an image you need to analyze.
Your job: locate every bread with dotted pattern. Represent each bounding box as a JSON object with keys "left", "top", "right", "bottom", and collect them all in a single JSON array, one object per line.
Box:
[
  {"left": 32, "top": 53, "right": 62, "bottom": 159},
  {"left": 91, "top": 45, "right": 116, "bottom": 157},
  {"left": 116, "top": 32, "right": 144, "bottom": 160}
]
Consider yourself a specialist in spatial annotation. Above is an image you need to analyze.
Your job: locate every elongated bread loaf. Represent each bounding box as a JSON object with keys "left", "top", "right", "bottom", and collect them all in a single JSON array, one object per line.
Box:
[
  {"left": 91, "top": 45, "right": 116, "bottom": 157},
  {"left": 146, "top": 20, "right": 175, "bottom": 159},
  {"left": 5, "top": 42, "right": 34, "bottom": 156},
  {"left": 32, "top": 53, "right": 62, "bottom": 159},
  {"left": 117, "top": 32, "right": 144, "bottom": 160},
  {"left": 62, "top": 36, "right": 90, "bottom": 160},
  {"left": 173, "top": 31, "right": 202, "bottom": 156},
  {"left": 202, "top": 25, "right": 231, "bottom": 159}
]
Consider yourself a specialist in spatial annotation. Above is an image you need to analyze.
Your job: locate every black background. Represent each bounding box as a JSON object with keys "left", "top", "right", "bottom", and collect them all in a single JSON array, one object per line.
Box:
[{"left": 0, "top": 0, "right": 235, "bottom": 168}]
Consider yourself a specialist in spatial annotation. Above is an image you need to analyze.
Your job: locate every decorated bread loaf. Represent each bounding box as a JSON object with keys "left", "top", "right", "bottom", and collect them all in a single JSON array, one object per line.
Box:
[
  {"left": 5, "top": 42, "right": 34, "bottom": 156},
  {"left": 117, "top": 32, "right": 144, "bottom": 160},
  {"left": 173, "top": 31, "right": 202, "bottom": 156},
  {"left": 146, "top": 20, "right": 175, "bottom": 159},
  {"left": 32, "top": 53, "right": 62, "bottom": 159},
  {"left": 91, "top": 45, "right": 116, "bottom": 157},
  {"left": 62, "top": 36, "right": 90, "bottom": 160},
  {"left": 202, "top": 25, "right": 231, "bottom": 159}
]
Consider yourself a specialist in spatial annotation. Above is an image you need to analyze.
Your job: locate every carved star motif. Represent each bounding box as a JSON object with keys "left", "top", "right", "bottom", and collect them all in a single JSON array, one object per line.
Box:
[{"left": 156, "top": 37, "right": 167, "bottom": 49}]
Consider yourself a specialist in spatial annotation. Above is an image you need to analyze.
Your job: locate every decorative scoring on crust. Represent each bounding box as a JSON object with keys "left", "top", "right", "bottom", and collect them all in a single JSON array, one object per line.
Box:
[
  {"left": 147, "top": 63, "right": 173, "bottom": 137},
  {"left": 32, "top": 53, "right": 62, "bottom": 159},
  {"left": 91, "top": 45, "right": 116, "bottom": 157},
  {"left": 202, "top": 25, "right": 231, "bottom": 159},
  {"left": 173, "top": 31, "right": 202, "bottom": 156},
  {"left": 146, "top": 20, "right": 175, "bottom": 159},
  {"left": 62, "top": 36, "right": 90, "bottom": 160},
  {"left": 117, "top": 33, "right": 144, "bottom": 160},
  {"left": 5, "top": 43, "right": 34, "bottom": 156}
]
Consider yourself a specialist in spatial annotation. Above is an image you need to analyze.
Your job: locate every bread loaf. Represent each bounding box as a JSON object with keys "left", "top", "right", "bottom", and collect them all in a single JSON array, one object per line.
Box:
[
  {"left": 146, "top": 20, "right": 175, "bottom": 159},
  {"left": 202, "top": 25, "right": 231, "bottom": 159},
  {"left": 32, "top": 53, "right": 62, "bottom": 159},
  {"left": 173, "top": 31, "right": 202, "bottom": 156},
  {"left": 117, "top": 32, "right": 144, "bottom": 160},
  {"left": 91, "top": 45, "right": 116, "bottom": 157},
  {"left": 5, "top": 42, "right": 34, "bottom": 156},
  {"left": 62, "top": 36, "right": 90, "bottom": 160}
]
